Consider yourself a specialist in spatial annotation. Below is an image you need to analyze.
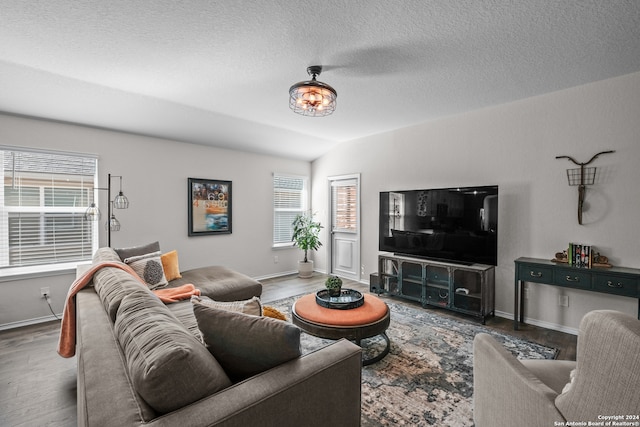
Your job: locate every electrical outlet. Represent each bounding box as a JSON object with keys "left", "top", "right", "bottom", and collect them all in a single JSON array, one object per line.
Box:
[
  {"left": 41, "top": 287, "right": 50, "bottom": 297},
  {"left": 274, "top": 255, "right": 278, "bottom": 263},
  {"left": 559, "top": 295, "right": 569, "bottom": 307},
  {"left": 361, "top": 264, "right": 365, "bottom": 275}
]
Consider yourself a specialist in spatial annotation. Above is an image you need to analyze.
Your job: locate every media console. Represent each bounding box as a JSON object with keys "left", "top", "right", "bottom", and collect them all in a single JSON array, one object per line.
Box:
[
  {"left": 372, "top": 254, "right": 495, "bottom": 323},
  {"left": 514, "top": 257, "right": 640, "bottom": 330}
]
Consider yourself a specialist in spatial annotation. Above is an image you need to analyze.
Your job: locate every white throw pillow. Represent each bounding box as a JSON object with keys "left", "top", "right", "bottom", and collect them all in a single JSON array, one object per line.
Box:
[
  {"left": 124, "top": 251, "right": 168, "bottom": 289},
  {"left": 191, "top": 295, "right": 262, "bottom": 316}
]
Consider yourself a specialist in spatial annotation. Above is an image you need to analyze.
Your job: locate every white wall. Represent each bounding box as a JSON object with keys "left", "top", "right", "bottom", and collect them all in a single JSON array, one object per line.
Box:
[
  {"left": 311, "top": 71, "right": 640, "bottom": 333},
  {"left": 0, "top": 114, "right": 309, "bottom": 327}
]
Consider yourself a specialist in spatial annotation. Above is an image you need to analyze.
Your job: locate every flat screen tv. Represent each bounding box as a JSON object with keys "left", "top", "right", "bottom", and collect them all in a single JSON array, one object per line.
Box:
[{"left": 379, "top": 186, "right": 498, "bottom": 265}]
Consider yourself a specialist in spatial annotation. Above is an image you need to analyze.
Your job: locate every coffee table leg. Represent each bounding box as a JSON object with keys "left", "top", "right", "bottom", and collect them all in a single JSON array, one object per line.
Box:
[{"left": 361, "top": 332, "right": 391, "bottom": 366}]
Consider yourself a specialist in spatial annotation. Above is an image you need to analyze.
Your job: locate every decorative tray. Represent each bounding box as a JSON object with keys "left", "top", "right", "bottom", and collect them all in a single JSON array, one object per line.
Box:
[{"left": 315, "top": 289, "right": 364, "bottom": 310}]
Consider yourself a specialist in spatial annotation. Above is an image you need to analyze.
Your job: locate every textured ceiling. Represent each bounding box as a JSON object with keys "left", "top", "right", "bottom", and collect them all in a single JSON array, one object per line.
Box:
[{"left": 1, "top": 1, "right": 639, "bottom": 161}]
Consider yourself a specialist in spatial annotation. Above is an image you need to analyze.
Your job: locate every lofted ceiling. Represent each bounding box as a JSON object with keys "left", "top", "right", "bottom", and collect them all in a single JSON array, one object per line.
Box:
[{"left": 1, "top": 1, "right": 639, "bottom": 161}]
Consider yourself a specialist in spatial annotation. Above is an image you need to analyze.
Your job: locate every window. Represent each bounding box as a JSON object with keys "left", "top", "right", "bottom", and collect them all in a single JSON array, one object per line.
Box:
[
  {"left": 1, "top": 148, "right": 98, "bottom": 272},
  {"left": 273, "top": 173, "right": 308, "bottom": 246},
  {"left": 331, "top": 179, "right": 358, "bottom": 232}
]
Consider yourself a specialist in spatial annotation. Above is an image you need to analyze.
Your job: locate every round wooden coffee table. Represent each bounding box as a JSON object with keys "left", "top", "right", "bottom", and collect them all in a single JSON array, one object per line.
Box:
[{"left": 292, "top": 293, "right": 391, "bottom": 366}]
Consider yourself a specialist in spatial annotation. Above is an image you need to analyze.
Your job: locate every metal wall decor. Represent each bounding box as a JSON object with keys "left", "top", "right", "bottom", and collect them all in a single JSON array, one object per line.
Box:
[{"left": 556, "top": 150, "right": 614, "bottom": 225}]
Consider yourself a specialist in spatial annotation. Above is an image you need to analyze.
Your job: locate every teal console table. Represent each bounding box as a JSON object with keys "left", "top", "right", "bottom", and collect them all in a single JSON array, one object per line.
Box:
[{"left": 514, "top": 257, "right": 640, "bottom": 330}]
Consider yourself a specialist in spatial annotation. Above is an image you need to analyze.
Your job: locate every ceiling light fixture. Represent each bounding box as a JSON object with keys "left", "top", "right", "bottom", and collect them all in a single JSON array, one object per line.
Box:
[{"left": 289, "top": 65, "right": 337, "bottom": 117}]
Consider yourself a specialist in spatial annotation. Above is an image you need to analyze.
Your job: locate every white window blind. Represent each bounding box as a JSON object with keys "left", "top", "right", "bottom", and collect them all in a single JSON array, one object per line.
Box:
[
  {"left": 273, "top": 174, "right": 308, "bottom": 246},
  {"left": 1, "top": 148, "right": 98, "bottom": 270},
  {"left": 331, "top": 179, "right": 358, "bottom": 232}
]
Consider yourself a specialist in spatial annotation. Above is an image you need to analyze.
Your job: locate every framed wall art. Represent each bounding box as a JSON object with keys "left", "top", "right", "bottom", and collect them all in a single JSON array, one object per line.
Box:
[{"left": 188, "top": 178, "right": 232, "bottom": 236}]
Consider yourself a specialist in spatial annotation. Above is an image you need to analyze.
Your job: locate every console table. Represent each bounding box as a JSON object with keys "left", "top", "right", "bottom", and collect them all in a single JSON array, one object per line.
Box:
[{"left": 514, "top": 257, "right": 640, "bottom": 330}]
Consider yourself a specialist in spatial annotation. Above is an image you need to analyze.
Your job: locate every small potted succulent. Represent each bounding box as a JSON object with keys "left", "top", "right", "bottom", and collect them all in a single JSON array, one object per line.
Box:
[{"left": 325, "top": 275, "right": 343, "bottom": 297}]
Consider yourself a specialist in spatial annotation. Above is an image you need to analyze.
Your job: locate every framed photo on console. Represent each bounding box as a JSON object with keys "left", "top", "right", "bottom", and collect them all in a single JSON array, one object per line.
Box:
[{"left": 188, "top": 178, "right": 232, "bottom": 236}]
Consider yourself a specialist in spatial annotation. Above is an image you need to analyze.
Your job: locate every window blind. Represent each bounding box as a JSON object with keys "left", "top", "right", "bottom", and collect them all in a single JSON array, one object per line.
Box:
[
  {"left": 331, "top": 179, "right": 358, "bottom": 231},
  {"left": 1, "top": 148, "right": 98, "bottom": 270},
  {"left": 273, "top": 174, "right": 308, "bottom": 245}
]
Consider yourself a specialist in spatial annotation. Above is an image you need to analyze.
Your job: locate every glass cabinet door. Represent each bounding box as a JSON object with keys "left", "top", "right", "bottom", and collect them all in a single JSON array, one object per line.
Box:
[
  {"left": 452, "top": 269, "right": 482, "bottom": 313},
  {"left": 425, "top": 265, "right": 450, "bottom": 307},
  {"left": 399, "top": 261, "right": 423, "bottom": 301},
  {"left": 379, "top": 257, "right": 399, "bottom": 295}
]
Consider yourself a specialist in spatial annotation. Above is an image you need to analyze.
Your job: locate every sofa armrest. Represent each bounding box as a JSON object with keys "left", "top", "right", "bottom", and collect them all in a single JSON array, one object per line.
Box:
[
  {"left": 473, "top": 333, "right": 565, "bottom": 427},
  {"left": 148, "top": 339, "right": 362, "bottom": 427},
  {"left": 555, "top": 310, "right": 640, "bottom": 422}
]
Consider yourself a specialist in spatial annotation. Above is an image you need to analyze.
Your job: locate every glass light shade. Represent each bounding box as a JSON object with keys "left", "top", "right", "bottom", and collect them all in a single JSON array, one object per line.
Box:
[
  {"left": 289, "top": 83, "right": 337, "bottom": 116},
  {"left": 107, "top": 215, "right": 121, "bottom": 232},
  {"left": 113, "top": 191, "right": 129, "bottom": 209},
  {"left": 289, "top": 68, "right": 337, "bottom": 117},
  {"left": 85, "top": 203, "right": 101, "bottom": 221}
]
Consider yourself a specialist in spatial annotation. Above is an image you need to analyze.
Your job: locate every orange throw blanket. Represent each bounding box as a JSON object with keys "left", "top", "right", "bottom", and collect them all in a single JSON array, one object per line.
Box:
[{"left": 57, "top": 261, "right": 200, "bottom": 358}]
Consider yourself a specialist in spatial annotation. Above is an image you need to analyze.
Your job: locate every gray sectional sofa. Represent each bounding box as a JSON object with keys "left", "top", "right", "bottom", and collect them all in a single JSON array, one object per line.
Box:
[{"left": 75, "top": 247, "right": 362, "bottom": 426}]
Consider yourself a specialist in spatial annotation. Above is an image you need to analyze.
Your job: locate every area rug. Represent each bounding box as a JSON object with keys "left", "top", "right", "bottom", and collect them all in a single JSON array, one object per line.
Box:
[{"left": 267, "top": 295, "right": 557, "bottom": 427}]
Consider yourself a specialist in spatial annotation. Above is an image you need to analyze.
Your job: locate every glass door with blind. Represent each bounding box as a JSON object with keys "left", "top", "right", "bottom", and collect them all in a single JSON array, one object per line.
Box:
[{"left": 328, "top": 174, "right": 360, "bottom": 280}]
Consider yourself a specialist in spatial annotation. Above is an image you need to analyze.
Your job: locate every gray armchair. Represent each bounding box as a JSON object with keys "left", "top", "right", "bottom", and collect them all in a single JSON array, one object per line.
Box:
[{"left": 473, "top": 310, "right": 640, "bottom": 427}]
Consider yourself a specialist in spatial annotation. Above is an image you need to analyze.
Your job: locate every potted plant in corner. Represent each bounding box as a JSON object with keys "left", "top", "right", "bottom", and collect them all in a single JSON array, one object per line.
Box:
[{"left": 291, "top": 212, "right": 322, "bottom": 278}]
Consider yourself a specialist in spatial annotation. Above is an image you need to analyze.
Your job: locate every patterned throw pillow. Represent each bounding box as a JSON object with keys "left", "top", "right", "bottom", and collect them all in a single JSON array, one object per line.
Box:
[
  {"left": 124, "top": 251, "right": 168, "bottom": 289},
  {"left": 191, "top": 295, "right": 262, "bottom": 316}
]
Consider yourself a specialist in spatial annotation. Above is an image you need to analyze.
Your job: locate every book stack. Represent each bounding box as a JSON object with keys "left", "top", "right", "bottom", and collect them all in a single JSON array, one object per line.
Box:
[{"left": 568, "top": 243, "right": 592, "bottom": 268}]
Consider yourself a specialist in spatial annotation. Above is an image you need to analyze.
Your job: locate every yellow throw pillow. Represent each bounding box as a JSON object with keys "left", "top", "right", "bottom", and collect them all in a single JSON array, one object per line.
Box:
[
  {"left": 263, "top": 306, "right": 287, "bottom": 321},
  {"left": 161, "top": 250, "right": 182, "bottom": 281}
]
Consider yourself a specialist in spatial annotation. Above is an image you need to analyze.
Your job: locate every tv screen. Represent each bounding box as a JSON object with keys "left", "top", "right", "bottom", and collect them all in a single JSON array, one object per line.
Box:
[{"left": 379, "top": 186, "right": 498, "bottom": 265}]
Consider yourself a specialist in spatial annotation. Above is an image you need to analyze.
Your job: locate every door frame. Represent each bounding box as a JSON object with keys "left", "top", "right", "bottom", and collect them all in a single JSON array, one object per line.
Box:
[{"left": 327, "top": 173, "right": 361, "bottom": 281}]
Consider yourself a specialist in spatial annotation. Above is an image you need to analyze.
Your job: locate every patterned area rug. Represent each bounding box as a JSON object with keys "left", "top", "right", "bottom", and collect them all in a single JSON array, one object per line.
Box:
[{"left": 267, "top": 294, "right": 557, "bottom": 427}]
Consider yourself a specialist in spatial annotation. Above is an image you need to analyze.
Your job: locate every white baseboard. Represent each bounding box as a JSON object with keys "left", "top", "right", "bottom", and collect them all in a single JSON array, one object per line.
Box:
[
  {"left": 253, "top": 270, "right": 298, "bottom": 281},
  {"left": 494, "top": 310, "right": 578, "bottom": 335},
  {"left": 0, "top": 314, "right": 61, "bottom": 331}
]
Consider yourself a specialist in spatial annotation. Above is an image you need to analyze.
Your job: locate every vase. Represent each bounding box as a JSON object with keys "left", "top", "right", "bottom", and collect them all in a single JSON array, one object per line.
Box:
[
  {"left": 327, "top": 287, "right": 342, "bottom": 297},
  {"left": 298, "top": 260, "right": 314, "bottom": 278}
]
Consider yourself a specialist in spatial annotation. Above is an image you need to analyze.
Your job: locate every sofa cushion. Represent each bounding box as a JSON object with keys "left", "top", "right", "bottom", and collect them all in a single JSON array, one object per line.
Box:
[
  {"left": 166, "top": 300, "right": 201, "bottom": 339},
  {"left": 170, "top": 265, "right": 262, "bottom": 301},
  {"left": 160, "top": 250, "right": 182, "bottom": 281},
  {"left": 114, "top": 241, "right": 160, "bottom": 262},
  {"left": 124, "top": 251, "right": 168, "bottom": 289},
  {"left": 192, "top": 299, "right": 301, "bottom": 381},
  {"left": 93, "top": 264, "right": 150, "bottom": 322},
  {"left": 191, "top": 295, "right": 262, "bottom": 316},
  {"left": 115, "top": 290, "right": 232, "bottom": 414},
  {"left": 93, "top": 246, "right": 122, "bottom": 263}
]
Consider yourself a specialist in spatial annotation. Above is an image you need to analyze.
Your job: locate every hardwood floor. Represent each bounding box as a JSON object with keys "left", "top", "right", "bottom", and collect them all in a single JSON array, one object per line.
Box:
[{"left": 0, "top": 273, "right": 577, "bottom": 426}]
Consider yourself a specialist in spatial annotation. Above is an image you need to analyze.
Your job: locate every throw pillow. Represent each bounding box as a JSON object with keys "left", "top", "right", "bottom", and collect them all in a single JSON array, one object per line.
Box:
[
  {"left": 115, "top": 290, "right": 232, "bottom": 414},
  {"left": 124, "top": 251, "right": 168, "bottom": 289},
  {"left": 263, "top": 306, "right": 287, "bottom": 321},
  {"left": 192, "top": 300, "right": 301, "bottom": 381},
  {"left": 161, "top": 250, "right": 182, "bottom": 281},
  {"left": 191, "top": 295, "right": 262, "bottom": 316},
  {"left": 561, "top": 368, "right": 578, "bottom": 394},
  {"left": 114, "top": 241, "right": 160, "bottom": 262}
]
